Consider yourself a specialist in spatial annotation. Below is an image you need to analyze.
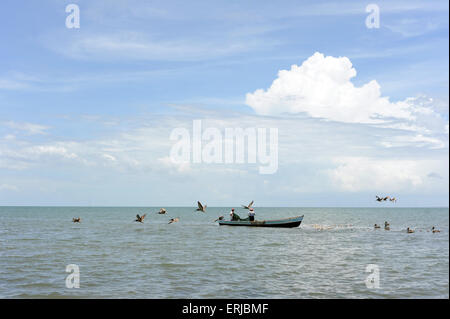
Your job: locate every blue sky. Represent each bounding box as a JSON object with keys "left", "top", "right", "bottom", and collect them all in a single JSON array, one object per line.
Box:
[{"left": 0, "top": 0, "right": 448, "bottom": 206}]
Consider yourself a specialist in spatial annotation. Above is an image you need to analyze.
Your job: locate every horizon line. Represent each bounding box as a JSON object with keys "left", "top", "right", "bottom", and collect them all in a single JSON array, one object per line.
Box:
[{"left": 0, "top": 205, "right": 448, "bottom": 208}]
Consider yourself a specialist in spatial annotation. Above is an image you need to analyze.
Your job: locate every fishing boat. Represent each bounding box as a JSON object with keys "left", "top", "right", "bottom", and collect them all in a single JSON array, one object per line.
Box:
[{"left": 218, "top": 215, "right": 303, "bottom": 228}]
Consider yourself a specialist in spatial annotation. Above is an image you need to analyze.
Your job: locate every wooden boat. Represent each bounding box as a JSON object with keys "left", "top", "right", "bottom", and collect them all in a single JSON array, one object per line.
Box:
[{"left": 218, "top": 215, "right": 303, "bottom": 228}]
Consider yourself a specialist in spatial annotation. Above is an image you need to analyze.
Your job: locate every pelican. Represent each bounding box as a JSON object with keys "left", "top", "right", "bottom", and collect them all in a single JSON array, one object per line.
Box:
[
  {"left": 242, "top": 200, "right": 254, "bottom": 209},
  {"left": 196, "top": 201, "right": 207, "bottom": 213},
  {"left": 214, "top": 216, "right": 224, "bottom": 222},
  {"left": 135, "top": 214, "right": 147, "bottom": 223},
  {"left": 407, "top": 227, "right": 414, "bottom": 233},
  {"left": 72, "top": 217, "right": 81, "bottom": 223},
  {"left": 158, "top": 208, "right": 167, "bottom": 214},
  {"left": 168, "top": 217, "right": 179, "bottom": 224},
  {"left": 432, "top": 226, "right": 440, "bottom": 233}
]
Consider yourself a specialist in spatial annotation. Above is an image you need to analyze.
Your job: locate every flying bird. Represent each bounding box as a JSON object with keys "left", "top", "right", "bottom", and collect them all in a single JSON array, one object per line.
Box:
[
  {"left": 196, "top": 201, "right": 207, "bottom": 212},
  {"left": 242, "top": 200, "right": 254, "bottom": 209},
  {"left": 158, "top": 208, "right": 167, "bottom": 214},
  {"left": 72, "top": 217, "right": 81, "bottom": 223},
  {"left": 214, "top": 216, "right": 224, "bottom": 222},
  {"left": 168, "top": 217, "right": 179, "bottom": 224},
  {"left": 376, "top": 196, "right": 389, "bottom": 202},
  {"left": 135, "top": 214, "right": 147, "bottom": 223},
  {"left": 389, "top": 197, "right": 397, "bottom": 203}
]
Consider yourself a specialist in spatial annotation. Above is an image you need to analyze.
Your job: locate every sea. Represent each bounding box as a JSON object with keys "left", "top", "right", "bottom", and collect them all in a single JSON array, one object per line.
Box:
[{"left": 0, "top": 207, "right": 448, "bottom": 299}]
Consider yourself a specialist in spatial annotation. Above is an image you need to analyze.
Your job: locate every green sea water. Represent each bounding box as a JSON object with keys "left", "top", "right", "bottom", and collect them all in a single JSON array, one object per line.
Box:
[{"left": 0, "top": 207, "right": 448, "bottom": 298}]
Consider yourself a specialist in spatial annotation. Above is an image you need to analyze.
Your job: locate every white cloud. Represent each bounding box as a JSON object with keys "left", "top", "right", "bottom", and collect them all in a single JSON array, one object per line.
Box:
[
  {"left": 49, "top": 31, "right": 272, "bottom": 62},
  {"left": 28, "top": 145, "right": 78, "bottom": 159},
  {"left": 3, "top": 134, "right": 15, "bottom": 140},
  {"left": 0, "top": 143, "right": 80, "bottom": 170},
  {"left": 1, "top": 109, "right": 447, "bottom": 204},
  {"left": 379, "top": 134, "right": 446, "bottom": 149},
  {"left": 102, "top": 154, "right": 117, "bottom": 162},
  {"left": 328, "top": 156, "right": 447, "bottom": 192},
  {"left": 4, "top": 121, "right": 50, "bottom": 135},
  {"left": 245, "top": 52, "right": 447, "bottom": 135},
  {"left": 0, "top": 79, "right": 29, "bottom": 90},
  {"left": 385, "top": 17, "right": 442, "bottom": 38},
  {"left": 0, "top": 184, "right": 19, "bottom": 191},
  {"left": 158, "top": 156, "right": 191, "bottom": 174}
]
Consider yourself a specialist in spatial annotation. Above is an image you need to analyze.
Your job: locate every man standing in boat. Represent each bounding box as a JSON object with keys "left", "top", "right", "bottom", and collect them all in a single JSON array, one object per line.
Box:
[{"left": 248, "top": 208, "right": 255, "bottom": 221}]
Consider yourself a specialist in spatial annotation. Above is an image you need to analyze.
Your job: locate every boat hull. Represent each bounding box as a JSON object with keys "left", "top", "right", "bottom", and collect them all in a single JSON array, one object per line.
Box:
[{"left": 218, "top": 215, "right": 303, "bottom": 228}]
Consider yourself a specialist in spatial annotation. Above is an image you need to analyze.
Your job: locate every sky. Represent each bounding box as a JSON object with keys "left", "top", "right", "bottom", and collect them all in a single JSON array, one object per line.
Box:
[{"left": 0, "top": 0, "right": 448, "bottom": 206}]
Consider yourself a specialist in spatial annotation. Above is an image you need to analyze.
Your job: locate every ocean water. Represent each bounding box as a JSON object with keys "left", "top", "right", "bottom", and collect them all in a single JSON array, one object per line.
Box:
[{"left": 0, "top": 207, "right": 448, "bottom": 299}]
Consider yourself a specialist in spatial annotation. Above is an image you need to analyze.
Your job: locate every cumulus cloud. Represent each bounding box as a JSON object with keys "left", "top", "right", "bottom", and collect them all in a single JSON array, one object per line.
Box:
[{"left": 245, "top": 52, "right": 448, "bottom": 135}]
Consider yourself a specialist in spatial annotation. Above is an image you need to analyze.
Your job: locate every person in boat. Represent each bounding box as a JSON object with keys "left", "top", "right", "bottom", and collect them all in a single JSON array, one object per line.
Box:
[
  {"left": 229, "top": 208, "right": 241, "bottom": 221},
  {"left": 384, "top": 221, "right": 390, "bottom": 230},
  {"left": 248, "top": 208, "right": 255, "bottom": 222},
  {"left": 230, "top": 208, "right": 244, "bottom": 221}
]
